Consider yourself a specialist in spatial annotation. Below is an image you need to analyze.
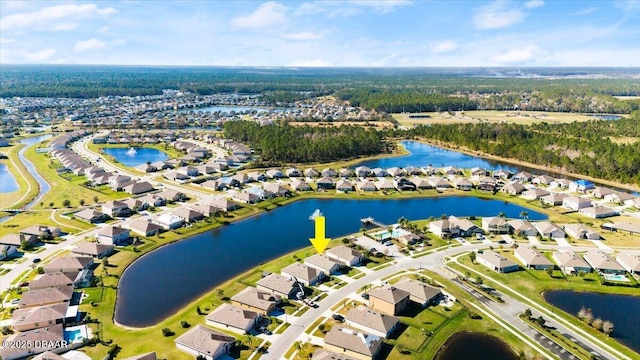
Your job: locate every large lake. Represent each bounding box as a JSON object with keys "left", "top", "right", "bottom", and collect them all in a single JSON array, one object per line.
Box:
[
  {"left": 544, "top": 290, "right": 640, "bottom": 353},
  {"left": 0, "top": 163, "right": 19, "bottom": 193},
  {"left": 116, "top": 197, "right": 545, "bottom": 327},
  {"left": 355, "top": 141, "right": 520, "bottom": 172},
  {"left": 103, "top": 147, "right": 169, "bottom": 167}
]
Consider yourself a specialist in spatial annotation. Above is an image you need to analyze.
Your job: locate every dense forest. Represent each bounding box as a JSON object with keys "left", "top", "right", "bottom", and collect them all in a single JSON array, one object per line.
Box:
[
  {"left": 223, "top": 121, "right": 387, "bottom": 164},
  {"left": 2, "top": 66, "right": 639, "bottom": 114},
  {"left": 396, "top": 111, "right": 640, "bottom": 185}
]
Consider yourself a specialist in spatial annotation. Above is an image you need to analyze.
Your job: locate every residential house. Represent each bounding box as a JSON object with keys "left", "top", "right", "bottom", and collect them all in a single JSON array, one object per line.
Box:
[
  {"left": 174, "top": 325, "right": 235, "bottom": 360},
  {"left": 411, "top": 177, "right": 433, "bottom": 189},
  {"left": 393, "top": 278, "right": 442, "bottom": 307},
  {"left": 256, "top": 273, "right": 301, "bottom": 299},
  {"left": 605, "top": 222, "right": 640, "bottom": 235},
  {"left": 123, "top": 181, "right": 154, "bottom": 195},
  {"left": 0, "top": 324, "right": 65, "bottom": 360},
  {"left": 230, "top": 287, "right": 280, "bottom": 315},
  {"left": 583, "top": 250, "right": 626, "bottom": 274},
  {"left": 0, "top": 233, "right": 38, "bottom": 247},
  {"left": 579, "top": 206, "right": 618, "bottom": 219},
  {"left": 477, "top": 176, "right": 496, "bottom": 191},
  {"left": 304, "top": 168, "right": 319, "bottom": 178},
  {"left": 507, "top": 220, "right": 538, "bottom": 237},
  {"left": 345, "top": 306, "right": 399, "bottom": 338},
  {"left": 122, "top": 198, "right": 148, "bottom": 212},
  {"left": 164, "top": 171, "right": 189, "bottom": 181},
  {"left": 171, "top": 207, "right": 205, "bottom": 223},
  {"left": 501, "top": 182, "right": 525, "bottom": 195},
  {"left": 285, "top": 168, "right": 302, "bottom": 177},
  {"left": 616, "top": 253, "right": 640, "bottom": 275},
  {"left": 476, "top": 250, "right": 519, "bottom": 273},
  {"left": 470, "top": 167, "right": 489, "bottom": 178},
  {"left": 354, "top": 166, "right": 371, "bottom": 177},
  {"left": 429, "top": 178, "right": 453, "bottom": 190},
  {"left": 43, "top": 256, "right": 93, "bottom": 273},
  {"left": 205, "top": 197, "right": 240, "bottom": 212},
  {"left": 233, "top": 173, "right": 250, "bottom": 184},
  {"left": 102, "top": 200, "right": 131, "bottom": 217},
  {"left": 541, "top": 193, "right": 567, "bottom": 206},
  {"left": 19, "top": 285, "right": 74, "bottom": 308},
  {"left": 442, "top": 166, "right": 461, "bottom": 176},
  {"left": 321, "top": 168, "right": 338, "bottom": 178},
  {"left": 590, "top": 186, "right": 616, "bottom": 199},
  {"left": 317, "top": 177, "right": 336, "bottom": 190},
  {"left": 177, "top": 166, "right": 200, "bottom": 177},
  {"left": 324, "top": 327, "right": 382, "bottom": 360},
  {"left": 394, "top": 177, "right": 416, "bottom": 191},
  {"left": 121, "top": 352, "right": 158, "bottom": 360},
  {"left": 74, "top": 208, "right": 107, "bottom": 223},
  {"left": 29, "top": 272, "right": 75, "bottom": 290},
  {"left": 127, "top": 218, "right": 164, "bottom": 237},
  {"left": 562, "top": 224, "right": 600, "bottom": 240},
  {"left": 311, "top": 349, "right": 358, "bottom": 360},
  {"left": 366, "top": 285, "right": 410, "bottom": 316},
  {"left": 12, "top": 303, "right": 68, "bottom": 331},
  {"left": 155, "top": 213, "right": 185, "bottom": 229},
  {"left": 453, "top": 177, "right": 474, "bottom": 191},
  {"left": 72, "top": 242, "right": 114, "bottom": 259},
  {"left": 513, "top": 171, "right": 533, "bottom": 182},
  {"left": 266, "top": 169, "right": 285, "bottom": 179},
  {"left": 534, "top": 221, "right": 565, "bottom": 239},
  {"left": 550, "top": 178, "right": 571, "bottom": 189},
  {"left": 552, "top": 251, "right": 592, "bottom": 275},
  {"left": 569, "top": 180, "right": 595, "bottom": 193},
  {"left": 375, "top": 179, "right": 395, "bottom": 191},
  {"left": 159, "top": 189, "right": 187, "bottom": 203},
  {"left": 264, "top": 183, "right": 292, "bottom": 197},
  {"left": 247, "top": 171, "right": 266, "bottom": 182},
  {"left": 521, "top": 188, "right": 550, "bottom": 200},
  {"left": 532, "top": 175, "right": 554, "bottom": 185},
  {"left": 233, "top": 192, "right": 260, "bottom": 204},
  {"left": 336, "top": 179, "right": 354, "bottom": 192},
  {"left": 387, "top": 167, "right": 405, "bottom": 177},
  {"left": 624, "top": 197, "right": 640, "bottom": 208},
  {"left": 356, "top": 180, "right": 376, "bottom": 192},
  {"left": 562, "top": 196, "right": 592, "bottom": 211},
  {"left": 139, "top": 193, "right": 165, "bottom": 207},
  {"left": 205, "top": 303, "right": 261, "bottom": 334},
  {"left": 304, "top": 254, "right": 342, "bottom": 276},
  {"left": 514, "top": 246, "right": 554, "bottom": 270},
  {"left": 493, "top": 169, "right": 512, "bottom": 179},
  {"left": 291, "top": 179, "right": 312, "bottom": 192},
  {"left": 326, "top": 245, "right": 364, "bottom": 266},
  {"left": 371, "top": 167, "right": 388, "bottom": 177},
  {"left": 339, "top": 168, "right": 355, "bottom": 178},
  {"left": 482, "top": 217, "right": 510, "bottom": 234},
  {"left": 281, "top": 262, "right": 324, "bottom": 286}
]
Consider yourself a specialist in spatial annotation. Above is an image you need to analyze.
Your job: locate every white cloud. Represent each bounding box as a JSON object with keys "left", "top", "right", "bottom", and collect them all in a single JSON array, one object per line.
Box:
[
  {"left": 570, "top": 7, "right": 598, "bottom": 16},
  {"left": 280, "top": 31, "right": 325, "bottom": 41},
  {"left": 295, "top": 1, "right": 411, "bottom": 17},
  {"left": 1, "top": 4, "right": 116, "bottom": 31},
  {"left": 524, "top": 0, "right": 544, "bottom": 9},
  {"left": 353, "top": 0, "right": 413, "bottom": 14},
  {"left": 432, "top": 40, "right": 458, "bottom": 54},
  {"left": 10, "top": 48, "right": 57, "bottom": 62},
  {"left": 53, "top": 23, "right": 77, "bottom": 31},
  {"left": 231, "top": 2, "right": 287, "bottom": 30},
  {"left": 112, "top": 39, "right": 127, "bottom": 46},
  {"left": 0, "top": 37, "right": 15, "bottom": 44},
  {"left": 473, "top": 1, "right": 527, "bottom": 29},
  {"left": 99, "top": 26, "right": 110, "bottom": 33},
  {"left": 491, "top": 44, "right": 544, "bottom": 64},
  {"left": 74, "top": 38, "right": 107, "bottom": 52},
  {"left": 288, "top": 59, "right": 334, "bottom": 67}
]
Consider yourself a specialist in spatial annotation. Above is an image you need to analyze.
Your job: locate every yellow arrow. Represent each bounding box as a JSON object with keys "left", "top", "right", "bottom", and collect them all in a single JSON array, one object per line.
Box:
[{"left": 310, "top": 215, "right": 331, "bottom": 253}]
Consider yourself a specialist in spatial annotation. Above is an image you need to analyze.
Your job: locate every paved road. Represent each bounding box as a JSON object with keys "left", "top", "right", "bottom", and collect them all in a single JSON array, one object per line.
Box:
[{"left": 263, "top": 243, "right": 627, "bottom": 360}]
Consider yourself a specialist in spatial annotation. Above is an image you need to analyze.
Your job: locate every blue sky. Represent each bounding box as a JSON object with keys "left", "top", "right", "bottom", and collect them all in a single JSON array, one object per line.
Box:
[{"left": 1, "top": 0, "right": 639, "bottom": 66}]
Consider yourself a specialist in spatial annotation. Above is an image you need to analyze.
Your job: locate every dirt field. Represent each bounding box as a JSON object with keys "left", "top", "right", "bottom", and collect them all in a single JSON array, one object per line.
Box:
[{"left": 394, "top": 110, "right": 616, "bottom": 127}]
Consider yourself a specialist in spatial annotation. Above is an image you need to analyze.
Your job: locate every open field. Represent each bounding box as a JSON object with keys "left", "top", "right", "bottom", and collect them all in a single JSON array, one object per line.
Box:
[
  {"left": 394, "top": 110, "right": 620, "bottom": 127},
  {"left": 288, "top": 121, "right": 394, "bottom": 129}
]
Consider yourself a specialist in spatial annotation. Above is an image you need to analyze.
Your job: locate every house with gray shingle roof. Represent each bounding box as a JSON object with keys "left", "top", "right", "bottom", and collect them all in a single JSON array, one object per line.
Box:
[
  {"left": 553, "top": 250, "right": 592, "bottom": 275},
  {"left": 514, "top": 246, "right": 554, "bottom": 270},
  {"left": 304, "top": 254, "right": 342, "bottom": 275},
  {"left": 206, "top": 303, "right": 261, "bottom": 334},
  {"left": 174, "top": 325, "right": 235, "bottom": 360},
  {"left": 12, "top": 303, "right": 68, "bottom": 331},
  {"left": 230, "top": 287, "right": 280, "bottom": 315},
  {"left": 367, "top": 285, "right": 410, "bottom": 315},
  {"left": 583, "top": 250, "right": 626, "bottom": 274},
  {"left": 393, "top": 278, "right": 442, "bottom": 307},
  {"left": 72, "top": 242, "right": 114, "bottom": 259},
  {"left": 345, "top": 306, "right": 399, "bottom": 338},
  {"left": 43, "top": 256, "right": 93, "bottom": 273},
  {"left": 281, "top": 262, "right": 324, "bottom": 286},
  {"left": 326, "top": 245, "right": 364, "bottom": 266},
  {"left": 0, "top": 324, "right": 65, "bottom": 360},
  {"left": 256, "top": 273, "right": 301, "bottom": 299},
  {"left": 476, "top": 250, "right": 519, "bottom": 273},
  {"left": 19, "top": 285, "right": 74, "bottom": 308},
  {"left": 616, "top": 253, "right": 640, "bottom": 275},
  {"left": 324, "top": 326, "right": 382, "bottom": 360}
]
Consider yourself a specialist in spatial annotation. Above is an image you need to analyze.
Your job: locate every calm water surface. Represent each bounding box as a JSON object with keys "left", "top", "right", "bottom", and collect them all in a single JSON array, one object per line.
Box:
[
  {"left": 544, "top": 290, "right": 640, "bottom": 353},
  {"left": 0, "top": 164, "right": 19, "bottom": 193},
  {"left": 103, "top": 147, "right": 169, "bottom": 167},
  {"left": 116, "top": 197, "right": 545, "bottom": 327},
  {"left": 435, "top": 332, "right": 517, "bottom": 360}
]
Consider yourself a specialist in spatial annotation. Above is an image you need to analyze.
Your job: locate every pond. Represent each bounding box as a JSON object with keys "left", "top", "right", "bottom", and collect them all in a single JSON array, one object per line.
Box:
[
  {"left": 103, "top": 147, "right": 169, "bottom": 167},
  {"left": 354, "top": 141, "right": 521, "bottom": 172},
  {"left": 0, "top": 163, "right": 19, "bottom": 193},
  {"left": 115, "top": 197, "right": 546, "bottom": 327},
  {"left": 544, "top": 290, "right": 640, "bottom": 353},
  {"left": 435, "top": 332, "right": 517, "bottom": 360}
]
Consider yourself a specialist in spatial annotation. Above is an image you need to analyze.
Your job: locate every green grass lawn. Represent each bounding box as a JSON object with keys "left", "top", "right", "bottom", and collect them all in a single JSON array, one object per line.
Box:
[{"left": 0, "top": 144, "right": 40, "bottom": 210}]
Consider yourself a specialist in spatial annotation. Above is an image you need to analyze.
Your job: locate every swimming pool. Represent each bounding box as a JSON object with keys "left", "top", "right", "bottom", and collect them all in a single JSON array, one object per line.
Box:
[
  {"left": 603, "top": 274, "right": 630, "bottom": 282},
  {"left": 64, "top": 325, "right": 89, "bottom": 343}
]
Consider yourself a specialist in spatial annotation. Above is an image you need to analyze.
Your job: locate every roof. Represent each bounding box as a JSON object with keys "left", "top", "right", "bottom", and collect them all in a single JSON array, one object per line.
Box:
[
  {"left": 304, "top": 253, "right": 341, "bottom": 272},
  {"left": 346, "top": 306, "right": 399, "bottom": 334},
  {"left": 583, "top": 250, "right": 625, "bottom": 271},
  {"left": 367, "top": 285, "right": 409, "bottom": 304},
  {"left": 0, "top": 324, "right": 65, "bottom": 359},
  {"left": 231, "top": 287, "right": 280, "bottom": 312},
  {"left": 174, "top": 325, "right": 235, "bottom": 356},
  {"left": 477, "top": 250, "right": 518, "bottom": 269},
  {"left": 32, "top": 352, "right": 66, "bottom": 360},
  {"left": 515, "top": 246, "right": 553, "bottom": 267},
  {"left": 29, "top": 272, "right": 76, "bottom": 289},
  {"left": 72, "top": 242, "right": 114, "bottom": 256},
  {"left": 616, "top": 253, "right": 640, "bottom": 272},
  {"left": 324, "top": 326, "right": 382, "bottom": 357},
  {"left": 12, "top": 303, "right": 69, "bottom": 328},
  {"left": 19, "top": 285, "right": 74, "bottom": 307},
  {"left": 121, "top": 352, "right": 158, "bottom": 360},
  {"left": 96, "top": 226, "right": 129, "bottom": 237},
  {"left": 281, "top": 262, "right": 322, "bottom": 283},
  {"left": 256, "top": 273, "right": 297, "bottom": 295},
  {"left": 311, "top": 349, "right": 358, "bottom": 360},
  {"left": 44, "top": 256, "right": 93, "bottom": 272},
  {"left": 206, "top": 303, "right": 259, "bottom": 330},
  {"left": 393, "top": 278, "right": 442, "bottom": 303},
  {"left": 553, "top": 250, "right": 591, "bottom": 270},
  {"left": 326, "top": 245, "right": 363, "bottom": 263}
]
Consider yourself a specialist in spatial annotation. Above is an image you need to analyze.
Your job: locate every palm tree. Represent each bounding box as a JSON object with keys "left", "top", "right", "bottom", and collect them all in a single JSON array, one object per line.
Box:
[
  {"left": 497, "top": 211, "right": 506, "bottom": 218},
  {"left": 243, "top": 334, "right": 254, "bottom": 349},
  {"left": 519, "top": 210, "right": 528, "bottom": 220}
]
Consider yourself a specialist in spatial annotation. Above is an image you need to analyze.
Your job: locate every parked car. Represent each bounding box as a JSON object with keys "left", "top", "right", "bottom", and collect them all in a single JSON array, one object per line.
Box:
[
  {"left": 332, "top": 314, "right": 345, "bottom": 322},
  {"left": 32, "top": 258, "right": 41, "bottom": 264}
]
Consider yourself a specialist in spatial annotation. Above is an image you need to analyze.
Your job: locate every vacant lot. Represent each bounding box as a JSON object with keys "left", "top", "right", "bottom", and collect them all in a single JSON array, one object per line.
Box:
[{"left": 394, "top": 110, "right": 613, "bottom": 127}]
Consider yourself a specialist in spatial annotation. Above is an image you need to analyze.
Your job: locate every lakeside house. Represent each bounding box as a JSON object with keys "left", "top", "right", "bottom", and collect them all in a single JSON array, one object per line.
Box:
[
  {"left": 324, "top": 326, "right": 382, "bottom": 360},
  {"left": 583, "top": 250, "right": 626, "bottom": 274},
  {"left": 553, "top": 250, "right": 592, "bottom": 275},
  {"left": 205, "top": 303, "right": 261, "bottom": 334},
  {"left": 345, "top": 306, "right": 399, "bottom": 338},
  {"left": 366, "top": 285, "right": 410, "bottom": 316},
  {"left": 616, "top": 253, "right": 640, "bottom": 275},
  {"left": 482, "top": 217, "right": 510, "bottom": 234},
  {"left": 392, "top": 278, "right": 442, "bottom": 307},
  {"left": 19, "top": 285, "right": 74, "bottom": 308},
  {"left": 43, "top": 256, "right": 93, "bottom": 274},
  {"left": 326, "top": 245, "right": 364, "bottom": 266},
  {"left": 230, "top": 287, "right": 280, "bottom": 315},
  {"left": 174, "top": 325, "right": 235, "bottom": 360},
  {"left": 72, "top": 242, "right": 114, "bottom": 259},
  {"left": 12, "top": 303, "right": 71, "bottom": 332},
  {"left": 304, "top": 254, "right": 342, "bottom": 276},
  {"left": 0, "top": 324, "right": 65, "bottom": 360},
  {"left": 281, "top": 262, "right": 324, "bottom": 286},
  {"left": 256, "top": 273, "right": 302, "bottom": 299},
  {"left": 507, "top": 220, "right": 538, "bottom": 237},
  {"left": 514, "top": 246, "right": 554, "bottom": 270},
  {"left": 29, "top": 272, "right": 75, "bottom": 290},
  {"left": 476, "top": 250, "right": 519, "bottom": 273}
]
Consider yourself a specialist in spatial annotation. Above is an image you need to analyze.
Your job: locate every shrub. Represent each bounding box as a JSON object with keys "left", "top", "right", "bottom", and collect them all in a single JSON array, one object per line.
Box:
[
  {"left": 161, "top": 327, "right": 174, "bottom": 337},
  {"left": 180, "top": 320, "right": 190, "bottom": 328}
]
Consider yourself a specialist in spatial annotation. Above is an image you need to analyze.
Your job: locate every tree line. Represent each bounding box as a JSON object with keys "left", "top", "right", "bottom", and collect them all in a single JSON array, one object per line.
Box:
[{"left": 223, "top": 121, "right": 387, "bottom": 164}]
